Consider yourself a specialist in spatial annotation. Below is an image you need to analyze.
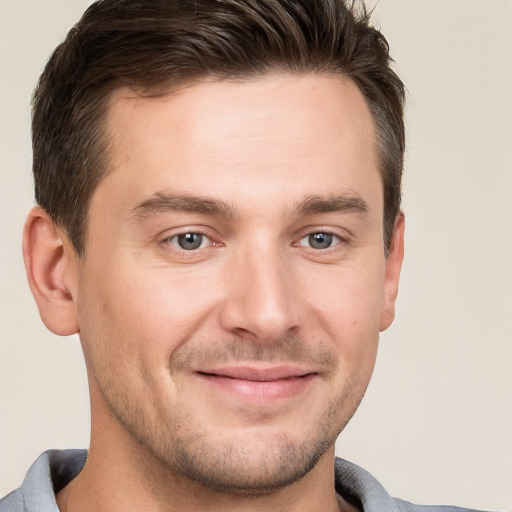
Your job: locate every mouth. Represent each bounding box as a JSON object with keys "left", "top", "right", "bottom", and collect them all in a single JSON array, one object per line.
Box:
[{"left": 195, "top": 365, "right": 318, "bottom": 400}]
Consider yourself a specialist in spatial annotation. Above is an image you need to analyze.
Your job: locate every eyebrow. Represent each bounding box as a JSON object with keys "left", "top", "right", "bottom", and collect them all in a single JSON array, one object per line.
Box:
[
  {"left": 130, "top": 192, "right": 237, "bottom": 220},
  {"left": 296, "top": 194, "right": 369, "bottom": 216},
  {"left": 129, "top": 191, "right": 369, "bottom": 222}
]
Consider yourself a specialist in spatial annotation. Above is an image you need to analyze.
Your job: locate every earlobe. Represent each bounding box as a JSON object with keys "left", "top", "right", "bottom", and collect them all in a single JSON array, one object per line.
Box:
[
  {"left": 22, "top": 206, "right": 80, "bottom": 336},
  {"left": 379, "top": 213, "right": 405, "bottom": 332}
]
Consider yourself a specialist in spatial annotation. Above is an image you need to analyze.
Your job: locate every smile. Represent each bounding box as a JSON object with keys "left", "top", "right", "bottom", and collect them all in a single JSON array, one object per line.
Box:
[{"left": 196, "top": 365, "right": 317, "bottom": 400}]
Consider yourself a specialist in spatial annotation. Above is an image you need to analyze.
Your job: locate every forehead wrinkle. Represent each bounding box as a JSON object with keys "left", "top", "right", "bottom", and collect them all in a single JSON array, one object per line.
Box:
[{"left": 129, "top": 192, "right": 238, "bottom": 221}]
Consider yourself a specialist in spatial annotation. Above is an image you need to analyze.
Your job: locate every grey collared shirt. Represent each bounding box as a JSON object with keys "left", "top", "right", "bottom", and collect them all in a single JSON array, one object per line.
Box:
[{"left": 0, "top": 450, "right": 487, "bottom": 512}]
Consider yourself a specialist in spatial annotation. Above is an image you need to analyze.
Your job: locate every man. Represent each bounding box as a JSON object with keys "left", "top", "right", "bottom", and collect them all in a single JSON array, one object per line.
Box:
[{"left": 0, "top": 1, "right": 495, "bottom": 511}]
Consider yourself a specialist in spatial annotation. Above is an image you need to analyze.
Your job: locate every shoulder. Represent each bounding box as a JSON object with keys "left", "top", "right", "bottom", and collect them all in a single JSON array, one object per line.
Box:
[
  {"left": 0, "top": 449, "right": 87, "bottom": 512},
  {"left": 0, "top": 490, "right": 24, "bottom": 512},
  {"left": 334, "top": 458, "right": 492, "bottom": 512},
  {"left": 393, "top": 499, "right": 493, "bottom": 512}
]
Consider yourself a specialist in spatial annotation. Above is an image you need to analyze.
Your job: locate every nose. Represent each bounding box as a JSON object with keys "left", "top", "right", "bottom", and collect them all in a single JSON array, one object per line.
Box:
[{"left": 219, "top": 244, "right": 302, "bottom": 342}]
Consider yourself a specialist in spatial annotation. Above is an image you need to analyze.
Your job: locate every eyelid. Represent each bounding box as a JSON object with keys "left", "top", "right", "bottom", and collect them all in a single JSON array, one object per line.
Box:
[{"left": 294, "top": 225, "right": 349, "bottom": 240}]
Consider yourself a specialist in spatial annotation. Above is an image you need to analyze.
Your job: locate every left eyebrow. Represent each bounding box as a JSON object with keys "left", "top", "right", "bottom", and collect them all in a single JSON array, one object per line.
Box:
[{"left": 296, "top": 194, "right": 369, "bottom": 217}]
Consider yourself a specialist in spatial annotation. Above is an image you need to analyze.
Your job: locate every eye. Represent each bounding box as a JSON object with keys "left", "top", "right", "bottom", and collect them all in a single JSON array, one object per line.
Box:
[
  {"left": 298, "top": 232, "right": 341, "bottom": 250},
  {"left": 166, "top": 232, "right": 210, "bottom": 251}
]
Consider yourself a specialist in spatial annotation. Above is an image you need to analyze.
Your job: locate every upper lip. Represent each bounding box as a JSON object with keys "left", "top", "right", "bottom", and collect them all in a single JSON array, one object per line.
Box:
[{"left": 197, "top": 365, "right": 315, "bottom": 382}]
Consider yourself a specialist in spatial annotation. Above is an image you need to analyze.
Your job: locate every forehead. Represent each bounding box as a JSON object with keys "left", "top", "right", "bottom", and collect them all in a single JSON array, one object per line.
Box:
[
  {"left": 108, "top": 74, "right": 375, "bottom": 154},
  {"left": 98, "top": 73, "right": 380, "bottom": 217}
]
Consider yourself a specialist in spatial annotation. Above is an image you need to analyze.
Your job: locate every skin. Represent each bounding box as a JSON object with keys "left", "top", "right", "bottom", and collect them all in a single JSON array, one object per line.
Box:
[{"left": 24, "top": 73, "right": 404, "bottom": 512}]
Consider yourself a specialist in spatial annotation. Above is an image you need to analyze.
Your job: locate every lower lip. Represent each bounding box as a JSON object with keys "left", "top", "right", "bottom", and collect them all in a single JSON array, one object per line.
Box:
[{"left": 198, "top": 373, "right": 316, "bottom": 400}]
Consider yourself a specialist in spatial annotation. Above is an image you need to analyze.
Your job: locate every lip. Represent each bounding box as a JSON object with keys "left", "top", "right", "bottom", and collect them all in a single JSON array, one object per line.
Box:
[{"left": 196, "top": 365, "right": 317, "bottom": 400}]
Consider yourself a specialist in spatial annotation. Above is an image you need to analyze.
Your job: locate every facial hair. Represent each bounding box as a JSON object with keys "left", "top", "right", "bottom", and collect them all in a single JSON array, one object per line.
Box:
[{"left": 93, "top": 332, "right": 369, "bottom": 496}]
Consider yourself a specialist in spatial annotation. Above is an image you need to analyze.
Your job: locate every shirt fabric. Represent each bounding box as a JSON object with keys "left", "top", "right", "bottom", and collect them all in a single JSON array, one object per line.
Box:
[{"left": 0, "top": 449, "right": 488, "bottom": 512}]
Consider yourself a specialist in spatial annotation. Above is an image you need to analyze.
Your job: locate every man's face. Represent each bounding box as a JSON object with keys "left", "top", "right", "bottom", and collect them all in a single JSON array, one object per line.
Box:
[{"left": 71, "top": 74, "right": 402, "bottom": 492}]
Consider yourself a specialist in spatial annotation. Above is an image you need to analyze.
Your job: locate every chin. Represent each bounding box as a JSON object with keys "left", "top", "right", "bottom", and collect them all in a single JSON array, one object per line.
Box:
[{"left": 165, "top": 430, "right": 334, "bottom": 495}]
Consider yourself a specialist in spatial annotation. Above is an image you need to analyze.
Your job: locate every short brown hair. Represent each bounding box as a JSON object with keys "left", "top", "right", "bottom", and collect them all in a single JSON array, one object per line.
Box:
[{"left": 32, "top": 0, "right": 405, "bottom": 255}]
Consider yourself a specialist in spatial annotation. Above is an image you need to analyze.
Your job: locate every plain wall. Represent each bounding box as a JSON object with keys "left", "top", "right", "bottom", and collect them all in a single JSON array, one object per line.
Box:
[{"left": 0, "top": 1, "right": 510, "bottom": 509}]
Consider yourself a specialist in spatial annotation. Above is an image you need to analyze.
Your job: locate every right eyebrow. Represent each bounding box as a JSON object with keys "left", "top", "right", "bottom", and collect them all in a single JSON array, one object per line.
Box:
[{"left": 129, "top": 192, "right": 237, "bottom": 221}]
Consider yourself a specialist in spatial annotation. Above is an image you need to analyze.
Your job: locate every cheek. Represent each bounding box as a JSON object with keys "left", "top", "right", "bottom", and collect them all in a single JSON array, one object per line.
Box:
[
  {"left": 133, "top": 267, "right": 223, "bottom": 343},
  {"left": 302, "top": 261, "right": 385, "bottom": 337},
  {"left": 299, "top": 259, "right": 383, "bottom": 388},
  {"left": 77, "top": 259, "right": 222, "bottom": 361}
]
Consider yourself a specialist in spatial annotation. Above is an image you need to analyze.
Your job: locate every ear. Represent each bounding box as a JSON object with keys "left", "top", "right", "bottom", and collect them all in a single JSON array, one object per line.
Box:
[
  {"left": 379, "top": 213, "right": 405, "bottom": 332},
  {"left": 22, "top": 206, "right": 80, "bottom": 336}
]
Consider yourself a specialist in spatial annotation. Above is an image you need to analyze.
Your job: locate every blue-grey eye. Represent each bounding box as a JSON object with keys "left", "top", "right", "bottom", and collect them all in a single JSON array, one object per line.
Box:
[
  {"left": 172, "top": 233, "right": 207, "bottom": 250},
  {"left": 298, "top": 232, "right": 340, "bottom": 249}
]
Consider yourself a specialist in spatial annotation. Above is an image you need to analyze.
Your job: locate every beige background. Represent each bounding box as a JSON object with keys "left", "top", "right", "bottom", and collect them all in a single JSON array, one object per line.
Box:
[{"left": 0, "top": 0, "right": 511, "bottom": 509}]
